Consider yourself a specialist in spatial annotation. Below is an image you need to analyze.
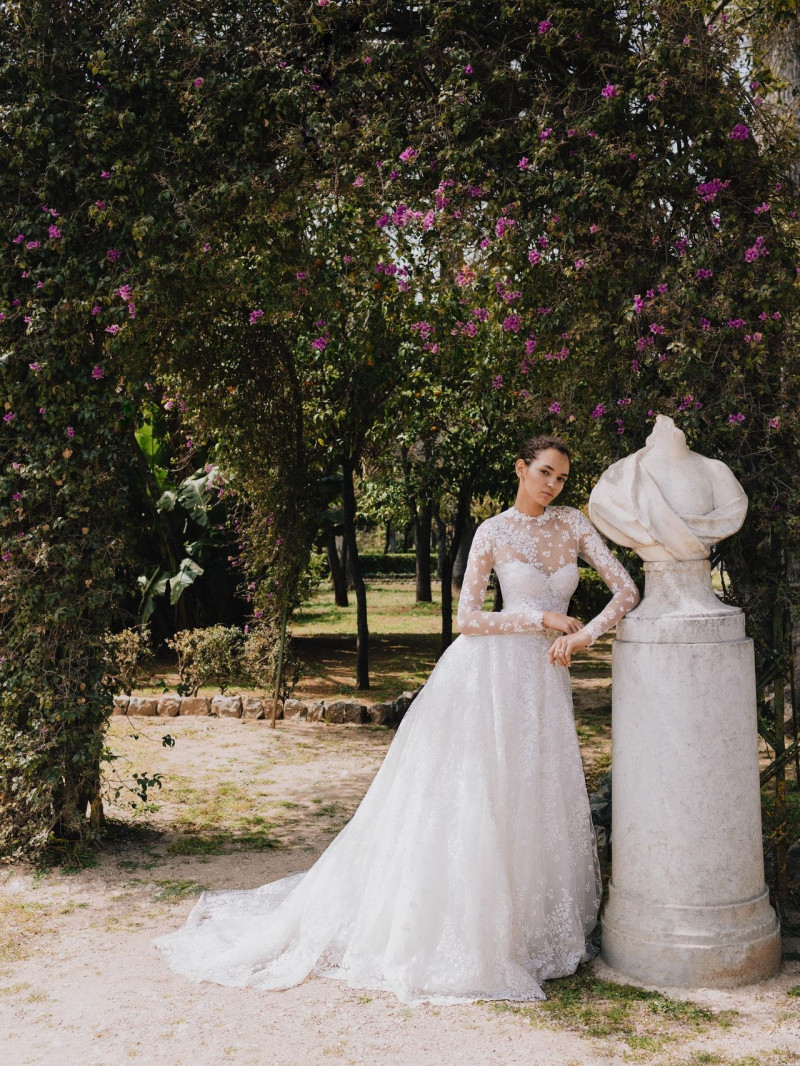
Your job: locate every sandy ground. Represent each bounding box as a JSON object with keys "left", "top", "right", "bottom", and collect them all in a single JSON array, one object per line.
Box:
[{"left": 1, "top": 717, "right": 800, "bottom": 1066}]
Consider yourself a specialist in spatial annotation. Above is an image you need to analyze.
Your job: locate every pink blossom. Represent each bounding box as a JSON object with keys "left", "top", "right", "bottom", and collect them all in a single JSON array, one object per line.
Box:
[
  {"left": 538, "top": 19, "right": 552, "bottom": 34},
  {"left": 682, "top": 34, "right": 691, "bottom": 45},
  {"left": 410, "top": 321, "right": 434, "bottom": 339},
  {"left": 203, "top": 242, "right": 211, "bottom": 251},
  {"left": 730, "top": 124, "right": 750, "bottom": 140},
  {"left": 769, "top": 417, "right": 781, "bottom": 430},
  {"left": 495, "top": 216, "right": 516, "bottom": 237},
  {"left": 115, "top": 284, "right": 132, "bottom": 301},
  {"left": 249, "top": 309, "right": 264, "bottom": 324},
  {"left": 727, "top": 318, "right": 746, "bottom": 328},
  {"left": 744, "top": 235, "right": 768, "bottom": 262},
  {"left": 528, "top": 249, "right": 541, "bottom": 266},
  {"left": 464, "top": 64, "right": 473, "bottom": 75},
  {"left": 26, "top": 241, "right": 40, "bottom": 250},
  {"left": 105, "top": 324, "right": 120, "bottom": 335},
  {"left": 492, "top": 375, "right": 504, "bottom": 389},
  {"left": 503, "top": 313, "right": 522, "bottom": 333},
  {"left": 12, "top": 233, "right": 24, "bottom": 244},
  {"left": 399, "top": 146, "right": 419, "bottom": 163},
  {"left": 549, "top": 402, "right": 561, "bottom": 414},
  {"left": 540, "top": 127, "right": 552, "bottom": 140},
  {"left": 696, "top": 178, "right": 730, "bottom": 203},
  {"left": 601, "top": 83, "right": 619, "bottom": 99},
  {"left": 699, "top": 317, "right": 711, "bottom": 330},
  {"left": 674, "top": 238, "right": 689, "bottom": 256},
  {"left": 649, "top": 323, "right": 665, "bottom": 335},
  {"left": 753, "top": 202, "right": 770, "bottom": 215},
  {"left": 100, "top": 170, "right": 111, "bottom": 178},
  {"left": 352, "top": 175, "right": 364, "bottom": 188},
  {"left": 66, "top": 426, "right": 75, "bottom": 438},
  {"left": 3, "top": 411, "right": 14, "bottom": 423},
  {"left": 524, "top": 335, "right": 537, "bottom": 356},
  {"left": 193, "top": 77, "right": 204, "bottom": 87},
  {"left": 92, "top": 365, "right": 104, "bottom": 380},
  {"left": 591, "top": 404, "right": 606, "bottom": 419},
  {"left": 91, "top": 306, "right": 101, "bottom": 315},
  {"left": 376, "top": 214, "right": 390, "bottom": 228},
  {"left": 29, "top": 362, "right": 42, "bottom": 372},
  {"left": 106, "top": 248, "right": 121, "bottom": 262},
  {"left": 574, "top": 258, "right": 585, "bottom": 270},
  {"left": 311, "top": 336, "right": 328, "bottom": 350},
  {"left": 363, "top": 56, "right": 371, "bottom": 65},
  {"left": 695, "top": 268, "right": 713, "bottom": 280},
  {"left": 48, "top": 225, "right": 61, "bottom": 239},
  {"left": 589, "top": 224, "right": 599, "bottom": 234},
  {"left": 727, "top": 412, "right": 745, "bottom": 423},
  {"left": 518, "top": 157, "right": 529, "bottom": 170},
  {"left": 296, "top": 271, "right": 307, "bottom": 280},
  {"left": 537, "top": 235, "right": 549, "bottom": 249}
]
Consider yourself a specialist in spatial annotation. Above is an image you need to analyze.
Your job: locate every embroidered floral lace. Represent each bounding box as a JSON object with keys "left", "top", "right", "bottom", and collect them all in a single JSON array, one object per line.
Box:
[{"left": 457, "top": 506, "right": 640, "bottom": 644}]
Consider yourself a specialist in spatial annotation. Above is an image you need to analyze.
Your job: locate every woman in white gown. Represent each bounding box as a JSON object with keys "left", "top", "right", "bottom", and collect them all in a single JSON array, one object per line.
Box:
[{"left": 154, "top": 436, "right": 640, "bottom": 1005}]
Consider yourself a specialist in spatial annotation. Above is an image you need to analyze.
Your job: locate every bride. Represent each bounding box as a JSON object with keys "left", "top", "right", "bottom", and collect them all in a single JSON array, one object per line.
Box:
[{"left": 154, "top": 435, "right": 640, "bottom": 1005}]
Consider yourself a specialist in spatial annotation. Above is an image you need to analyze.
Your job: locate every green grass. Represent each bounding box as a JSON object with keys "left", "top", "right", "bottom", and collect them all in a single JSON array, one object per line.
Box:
[
  {"left": 490, "top": 967, "right": 735, "bottom": 1055},
  {"left": 154, "top": 879, "right": 205, "bottom": 902}
]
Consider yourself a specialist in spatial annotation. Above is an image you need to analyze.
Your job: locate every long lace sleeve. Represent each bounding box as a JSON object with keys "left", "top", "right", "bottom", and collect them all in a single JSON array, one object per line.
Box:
[
  {"left": 573, "top": 512, "right": 640, "bottom": 644},
  {"left": 457, "top": 522, "right": 548, "bottom": 636}
]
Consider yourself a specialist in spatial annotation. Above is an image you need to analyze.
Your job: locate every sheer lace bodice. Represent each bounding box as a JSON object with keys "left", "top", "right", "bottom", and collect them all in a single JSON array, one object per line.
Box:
[{"left": 457, "top": 506, "right": 640, "bottom": 644}]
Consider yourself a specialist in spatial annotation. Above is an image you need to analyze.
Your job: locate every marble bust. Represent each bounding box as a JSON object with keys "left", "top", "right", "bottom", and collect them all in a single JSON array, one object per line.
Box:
[{"left": 588, "top": 415, "right": 748, "bottom": 562}]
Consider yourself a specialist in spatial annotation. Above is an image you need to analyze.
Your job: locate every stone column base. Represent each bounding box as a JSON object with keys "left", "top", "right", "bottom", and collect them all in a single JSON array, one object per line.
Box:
[{"left": 602, "top": 883, "right": 781, "bottom": 988}]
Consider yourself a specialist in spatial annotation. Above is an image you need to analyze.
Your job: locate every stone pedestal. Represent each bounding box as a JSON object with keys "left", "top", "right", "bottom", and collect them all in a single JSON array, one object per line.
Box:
[{"left": 601, "top": 560, "right": 781, "bottom": 988}]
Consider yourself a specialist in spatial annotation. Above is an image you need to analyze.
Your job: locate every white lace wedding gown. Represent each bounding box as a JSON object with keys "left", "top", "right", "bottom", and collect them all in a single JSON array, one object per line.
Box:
[{"left": 154, "top": 505, "right": 639, "bottom": 1005}]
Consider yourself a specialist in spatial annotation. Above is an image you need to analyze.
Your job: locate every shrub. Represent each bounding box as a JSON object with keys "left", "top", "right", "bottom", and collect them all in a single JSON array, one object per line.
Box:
[
  {"left": 103, "top": 627, "right": 154, "bottom": 696},
  {"left": 167, "top": 626, "right": 243, "bottom": 696},
  {"left": 239, "top": 620, "right": 300, "bottom": 702}
]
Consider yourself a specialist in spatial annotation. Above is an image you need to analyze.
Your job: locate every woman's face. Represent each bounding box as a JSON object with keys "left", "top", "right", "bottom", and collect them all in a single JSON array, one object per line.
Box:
[{"left": 515, "top": 447, "right": 569, "bottom": 510}]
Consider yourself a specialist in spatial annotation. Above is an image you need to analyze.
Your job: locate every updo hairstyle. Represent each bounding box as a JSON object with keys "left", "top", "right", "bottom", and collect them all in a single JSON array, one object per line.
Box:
[{"left": 516, "top": 435, "right": 572, "bottom": 465}]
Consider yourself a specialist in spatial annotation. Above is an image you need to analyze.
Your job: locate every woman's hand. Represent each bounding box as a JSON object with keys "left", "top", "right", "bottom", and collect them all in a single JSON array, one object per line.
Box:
[
  {"left": 542, "top": 612, "right": 583, "bottom": 635},
  {"left": 548, "top": 629, "right": 592, "bottom": 668}
]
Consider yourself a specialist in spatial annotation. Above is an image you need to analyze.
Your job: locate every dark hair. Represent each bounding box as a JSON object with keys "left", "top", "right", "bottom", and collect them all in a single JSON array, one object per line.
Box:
[{"left": 517, "top": 435, "right": 571, "bottom": 464}]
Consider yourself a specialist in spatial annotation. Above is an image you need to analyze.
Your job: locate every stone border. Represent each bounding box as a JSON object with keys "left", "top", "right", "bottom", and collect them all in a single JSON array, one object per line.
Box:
[{"left": 113, "top": 688, "right": 423, "bottom": 728}]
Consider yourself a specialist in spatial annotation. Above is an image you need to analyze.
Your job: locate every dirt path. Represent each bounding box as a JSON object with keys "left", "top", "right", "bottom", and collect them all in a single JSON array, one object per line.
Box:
[{"left": 2, "top": 717, "right": 799, "bottom": 1066}]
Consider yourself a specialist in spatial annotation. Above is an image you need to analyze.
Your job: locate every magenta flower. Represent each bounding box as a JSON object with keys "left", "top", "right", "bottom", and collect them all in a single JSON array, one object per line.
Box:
[
  {"left": 472, "top": 308, "right": 489, "bottom": 321},
  {"left": 699, "top": 317, "right": 711, "bottom": 330},
  {"left": 66, "top": 426, "right": 75, "bottom": 438},
  {"left": 591, "top": 404, "right": 606, "bottom": 418},
  {"left": 503, "top": 313, "right": 522, "bottom": 333},
  {"left": 574, "top": 258, "right": 585, "bottom": 270},
  {"left": 399, "top": 146, "right": 419, "bottom": 163},
  {"left": 48, "top": 225, "right": 61, "bottom": 239},
  {"left": 696, "top": 178, "right": 730, "bottom": 203},
  {"left": 12, "top": 234, "right": 24, "bottom": 244},
  {"left": 91, "top": 306, "right": 101, "bottom": 315},
  {"left": 193, "top": 77, "right": 204, "bottom": 87},
  {"left": 649, "top": 323, "right": 665, "bottom": 335},
  {"left": 727, "top": 318, "right": 746, "bottom": 328},
  {"left": 754, "top": 202, "right": 770, "bottom": 215},
  {"left": 589, "top": 224, "right": 599, "bottom": 234},
  {"left": 540, "top": 127, "right": 552, "bottom": 140},
  {"left": 769, "top": 417, "right": 781, "bottom": 430},
  {"left": 538, "top": 18, "right": 552, "bottom": 34},
  {"left": 524, "top": 335, "right": 537, "bottom": 356},
  {"left": 106, "top": 248, "right": 121, "bottom": 262},
  {"left": 352, "top": 175, "right": 364, "bottom": 188},
  {"left": 92, "top": 365, "right": 104, "bottom": 380},
  {"left": 26, "top": 241, "right": 40, "bottom": 250},
  {"left": 674, "top": 238, "right": 689, "bottom": 255},
  {"left": 464, "top": 64, "right": 473, "bottom": 75},
  {"left": 363, "top": 55, "right": 371, "bottom": 65},
  {"left": 311, "top": 336, "right": 328, "bottom": 350},
  {"left": 528, "top": 249, "right": 541, "bottom": 266},
  {"left": 410, "top": 321, "right": 434, "bottom": 339},
  {"left": 601, "top": 83, "right": 619, "bottom": 99},
  {"left": 29, "top": 362, "right": 42, "bottom": 372},
  {"left": 376, "top": 214, "right": 390, "bottom": 228},
  {"left": 100, "top": 170, "right": 111, "bottom": 178},
  {"left": 744, "top": 236, "right": 768, "bottom": 262},
  {"left": 518, "top": 157, "right": 529, "bottom": 170},
  {"left": 249, "top": 309, "right": 264, "bottom": 324},
  {"left": 492, "top": 375, "right": 504, "bottom": 389},
  {"left": 695, "top": 268, "right": 713, "bottom": 280},
  {"left": 3, "top": 411, "right": 14, "bottom": 423},
  {"left": 730, "top": 124, "right": 750, "bottom": 140},
  {"left": 495, "top": 217, "right": 516, "bottom": 237},
  {"left": 727, "top": 413, "right": 745, "bottom": 423},
  {"left": 549, "top": 402, "right": 561, "bottom": 414},
  {"left": 105, "top": 324, "right": 120, "bottom": 335},
  {"left": 115, "top": 284, "right": 132, "bottom": 301}
]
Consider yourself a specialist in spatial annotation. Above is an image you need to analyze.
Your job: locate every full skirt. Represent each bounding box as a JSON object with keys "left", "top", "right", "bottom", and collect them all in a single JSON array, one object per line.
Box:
[{"left": 153, "top": 632, "right": 601, "bottom": 1005}]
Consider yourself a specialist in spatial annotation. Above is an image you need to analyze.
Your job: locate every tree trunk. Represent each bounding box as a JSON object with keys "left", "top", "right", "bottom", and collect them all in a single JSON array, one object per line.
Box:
[
  {"left": 414, "top": 499, "right": 433, "bottom": 603},
  {"left": 325, "top": 532, "right": 348, "bottom": 607},
  {"left": 435, "top": 484, "right": 472, "bottom": 654},
  {"left": 341, "top": 458, "right": 369, "bottom": 689}
]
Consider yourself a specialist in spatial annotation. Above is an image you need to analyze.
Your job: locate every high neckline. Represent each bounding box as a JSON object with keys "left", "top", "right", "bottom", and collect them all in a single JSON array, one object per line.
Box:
[{"left": 508, "top": 505, "right": 550, "bottom": 523}]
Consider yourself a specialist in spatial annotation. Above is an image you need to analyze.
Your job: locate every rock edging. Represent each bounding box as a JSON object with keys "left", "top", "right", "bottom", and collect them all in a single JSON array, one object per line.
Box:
[{"left": 114, "top": 688, "right": 423, "bottom": 727}]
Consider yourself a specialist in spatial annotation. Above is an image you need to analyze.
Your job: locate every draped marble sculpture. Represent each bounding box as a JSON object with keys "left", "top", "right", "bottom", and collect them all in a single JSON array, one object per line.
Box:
[
  {"left": 588, "top": 415, "right": 748, "bottom": 562},
  {"left": 590, "top": 414, "right": 780, "bottom": 989}
]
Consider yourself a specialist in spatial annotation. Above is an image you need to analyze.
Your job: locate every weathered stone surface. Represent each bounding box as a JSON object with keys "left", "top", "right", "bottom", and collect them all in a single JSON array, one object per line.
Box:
[
  {"left": 158, "top": 696, "right": 181, "bottom": 718},
  {"left": 306, "top": 700, "right": 325, "bottom": 722},
  {"left": 394, "top": 689, "right": 421, "bottom": 722},
  {"left": 242, "top": 697, "right": 265, "bottom": 720},
  {"left": 212, "top": 695, "right": 242, "bottom": 718},
  {"left": 283, "top": 698, "right": 308, "bottom": 720},
  {"left": 367, "top": 701, "right": 397, "bottom": 727},
  {"left": 112, "top": 696, "right": 129, "bottom": 716},
  {"left": 127, "top": 696, "right": 158, "bottom": 717},
  {"left": 323, "top": 699, "right": 368, "bottom": 724},
  {"left": 180, "top": 696, "right": 211, "bottom": 716}
]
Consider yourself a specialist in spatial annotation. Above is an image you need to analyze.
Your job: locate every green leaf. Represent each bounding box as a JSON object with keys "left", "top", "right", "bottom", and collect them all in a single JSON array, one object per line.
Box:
[{"left": 168, "top": 557, "right": 205, "bottom": 605}]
